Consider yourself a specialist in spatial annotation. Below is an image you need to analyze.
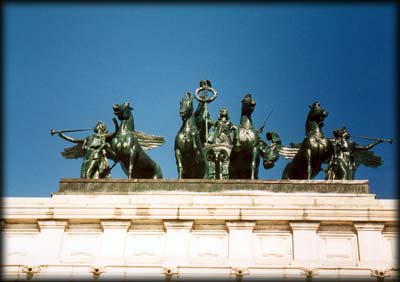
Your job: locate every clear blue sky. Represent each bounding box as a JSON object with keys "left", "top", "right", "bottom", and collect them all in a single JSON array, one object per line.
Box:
[{"left": 4, "top": 3, "right": 397, "bottom": 198}]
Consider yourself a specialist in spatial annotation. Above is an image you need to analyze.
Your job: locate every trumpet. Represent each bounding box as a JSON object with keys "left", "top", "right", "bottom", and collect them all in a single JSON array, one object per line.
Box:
[
  {"left": 350, "top": 135, "right": 393, "bottom": 144},
  {"left": 50, "top": 128, "right": 92, "bottom": 136}
]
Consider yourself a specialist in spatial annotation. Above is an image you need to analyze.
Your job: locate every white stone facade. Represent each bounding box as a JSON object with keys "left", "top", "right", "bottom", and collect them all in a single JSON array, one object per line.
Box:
[{"left": 2, "top": 180, "right": 398, "bottom": 281}]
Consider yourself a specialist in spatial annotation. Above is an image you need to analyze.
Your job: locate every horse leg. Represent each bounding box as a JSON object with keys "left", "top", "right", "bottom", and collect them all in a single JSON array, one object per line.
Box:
[
  {"left": 191, "top": 132, "right": 198, "bottom": 151},
  {"left": 153, "top": 163, "right": 162, "bottom": 179},
  {"left": 250, "top": 146, "right": 258, "bottom": 179},
  {"left": 128, "top": 148, "right": 136, "bottom": 179},
  {"left": 175, "top": 149, "right": 183, "bottom": 179},
  {"left": 306, "top": 148, "right": 312, "bottom": 180},
  {"left": 282, "top": 163, "right": 289, "bottom": 179},
  {"left": 233, "top": 129, "right": 241, "bottom": 150}
]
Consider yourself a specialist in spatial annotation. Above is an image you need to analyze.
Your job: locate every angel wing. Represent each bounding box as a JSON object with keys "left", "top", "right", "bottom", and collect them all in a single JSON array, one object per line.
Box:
[
  {"left": 353, "top": 150, "right": 383, "bottom": 169},
  {"left": 279, "top": 146, "right": 299, "bottom": 159},
  {"left": 133, "top": 131, "right": 165, "bottom": 151},
  {"left": 61, "top": 142, "right": 85, "bottom": 159}
]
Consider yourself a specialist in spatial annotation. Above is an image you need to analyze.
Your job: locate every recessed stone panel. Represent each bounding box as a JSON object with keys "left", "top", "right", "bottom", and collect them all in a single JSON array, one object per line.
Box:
[
  {"left": 125, "top": 231, "right": 165, "bottom": 263},
  {"left": 318, "top": 233, "right": 358, "bottom": 266},
  {"left": 60, "top": 232, "right": 102, "bottom": 263},
  {"left": 189, "top": 231, "right": 228, "bottom": 264},
  {"left": 253, "top": 232, "right": 292, "bottom": 264},
  {"left": 4, "top": 232, "right": 40, "bottom": 264}
]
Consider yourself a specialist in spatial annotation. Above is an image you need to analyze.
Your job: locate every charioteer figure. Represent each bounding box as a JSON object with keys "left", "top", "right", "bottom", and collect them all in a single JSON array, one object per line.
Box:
[
  {"left": 325, "top": 127, "right": 390, "bottom": 180},
  {"left": 207, "top": 107, "right": 237, "bottom": 145},
  {"left": 206, "top": 107, "right": 237, "bottom": 179},
  {"left": 51, "top": 121, "right": 116, "bottom": 179}
]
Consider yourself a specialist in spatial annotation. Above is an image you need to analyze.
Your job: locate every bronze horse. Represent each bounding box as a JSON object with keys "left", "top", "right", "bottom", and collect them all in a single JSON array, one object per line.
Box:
[
  {"left": 229, "top": 94, "right": 260, "bottom": 179},
  {"left": 282, "top": 101, "right": 332, "bottom": 180},
  {"left": 174, "top": 93, "right": 206, "bottom": 179},
  {"left": 110, "top": 102, "right": 163, "bottom": 179}
]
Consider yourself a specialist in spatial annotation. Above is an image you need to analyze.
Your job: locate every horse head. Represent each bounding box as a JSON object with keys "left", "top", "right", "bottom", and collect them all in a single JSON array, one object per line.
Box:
[
  {"left": 113, "top": 102, "right": 133, "bottom": 121},
  {"left": 307, "top": 101, "right": 328, "bottom": 126},
  {"left": 241, "top": 94, "right": 256, "bottom": 116},
  {"left": 179, "top": 92, "right": 194, "bottom": 120}
]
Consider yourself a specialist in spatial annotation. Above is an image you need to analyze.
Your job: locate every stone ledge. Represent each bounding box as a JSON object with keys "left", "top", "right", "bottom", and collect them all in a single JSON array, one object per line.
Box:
[{"left": 54, "top": 178, "right": 370, "bottom": 194}]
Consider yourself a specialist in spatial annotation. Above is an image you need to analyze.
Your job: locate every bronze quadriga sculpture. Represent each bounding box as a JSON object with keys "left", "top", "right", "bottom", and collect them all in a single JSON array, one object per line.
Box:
[{"left": 52, "top": 81, "right": 391, "bottom": 181}]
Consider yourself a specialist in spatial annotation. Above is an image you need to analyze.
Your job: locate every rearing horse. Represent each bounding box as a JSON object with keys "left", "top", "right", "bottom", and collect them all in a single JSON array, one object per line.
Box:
[
  {"left": 282, "top": 101, "right": 332, "bottom": 180},
  {"left": 110, "top": 102, "right": 163, "bottom": 179},
  {"left": 174, "top": 93, "right": 206, "bottom": 179},
  {"left": 229, "top": 94, "right": 260, "bottom": 179}
]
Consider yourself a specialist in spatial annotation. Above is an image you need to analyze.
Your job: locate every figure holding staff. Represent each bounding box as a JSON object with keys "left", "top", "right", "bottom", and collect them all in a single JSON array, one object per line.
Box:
[{"left": 194, "top": 79, "right": 218, "bottom": 144}]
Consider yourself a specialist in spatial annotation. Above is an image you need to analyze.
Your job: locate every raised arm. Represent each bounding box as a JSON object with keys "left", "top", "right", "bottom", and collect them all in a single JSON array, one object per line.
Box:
[
  {"left": 353, "top": 139, "right": 383, "bottom": 151},
  {"left": 56, "top": 132, "right": 84, "bottom": 144}
]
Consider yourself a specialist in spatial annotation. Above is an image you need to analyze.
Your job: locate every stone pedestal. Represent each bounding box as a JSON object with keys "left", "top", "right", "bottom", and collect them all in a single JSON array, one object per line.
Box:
[{"left": 2, "top": 179, "right": 398, "bottom": 281}]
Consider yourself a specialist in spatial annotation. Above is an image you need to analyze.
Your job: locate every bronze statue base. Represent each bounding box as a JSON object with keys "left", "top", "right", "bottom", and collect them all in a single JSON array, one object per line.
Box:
[{"left": 54, "top": 178, "right": 369, "bottom": 195}]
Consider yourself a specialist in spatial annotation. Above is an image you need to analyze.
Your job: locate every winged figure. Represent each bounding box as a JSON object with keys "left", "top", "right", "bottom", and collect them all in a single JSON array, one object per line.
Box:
[
  {"left": 279, "top": 126, "right": 384, "bottom": 180},
  {"left": 325, "top": 127, "right": 383, "bottom": 180},
  {"left": 55, "top": 121, "right": 115, "bottom": 179},
  {"left": 56, "top": 117, "right": 165, "bottom": 179}
]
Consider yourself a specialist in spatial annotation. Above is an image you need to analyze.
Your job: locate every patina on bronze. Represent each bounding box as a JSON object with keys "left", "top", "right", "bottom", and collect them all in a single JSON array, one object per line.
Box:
[
  {"left": 194, "top": 79, "right": 218, "bottom": 144},
  {"left": 51, "top": 82, "right": 391, "bottom": 182},
  {"left": 229, "top": 94, "right": 261, "bottom": 179},
  {"left": 205, "top": 107, "right": 236, "bottom": 179},
  {"left": 350, "top": 135, "right": 393, "bottom": 144},
  {"left": 174, "top": 92, "right": 206, "bottom": 179},
  {"left": 259, "top": 131, "right": 283, "bottom": 169},
  {"left": 110, "top": 102, "right": 164, "bottom": 179},
  {"left": 282, "top": 101, "right": 333, "bottom": 180},
  {"left": 325, "top": 127, "right": 386, "bottom": 180},
  {"left": 52, "top": 121, "right": 115, "bottom": 179}
]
